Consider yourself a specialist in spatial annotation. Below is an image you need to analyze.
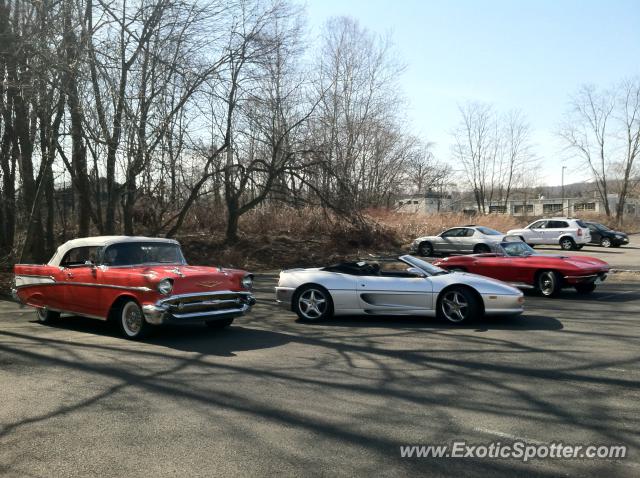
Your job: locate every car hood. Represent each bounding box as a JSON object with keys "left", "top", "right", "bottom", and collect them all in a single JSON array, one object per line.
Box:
[
  {"left": 560, "top": 256, "right": 610, "bottom": 270},
  {"left": 432, "top": 271, "right": 522, "bottom": 295},
  {"left": 105, "top": 265, "right": 248, "bottom": 294}
]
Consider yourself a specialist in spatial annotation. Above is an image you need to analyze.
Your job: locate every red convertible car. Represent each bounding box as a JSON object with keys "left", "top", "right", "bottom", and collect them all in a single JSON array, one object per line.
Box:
[
  {"left": 432, "top": 239, "right": 610, "bottom": 297},
  {"left": 12, "top": 236, "right": 255, "bottom": 339}
]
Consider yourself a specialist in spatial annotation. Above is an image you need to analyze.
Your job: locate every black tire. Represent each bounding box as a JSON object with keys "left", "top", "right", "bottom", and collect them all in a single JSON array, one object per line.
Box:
[
  {"left": 116, "top": 299, "right": 150, "bottom": 340},
  {"left": 206, "top": 318, "right": 234, "bottom": 329},
  {"left": 473, "top": 244, "right": 491, "bottom": 254},
  {"left": 418, "top": 242, "right": 434, "bottom": 257},
  {"left": 437, "top": 286, "right": 481, "bottom": 324},
  {"left": 536, "top": 270, "right": 561, "bottom": 297},
  {"left": 293, "top": 285, "right": 333, "bottom": 322},
  {"left": 600, "top": 237, "right": 612, "bottom": 248},
  {"left": 36, "top": 307, "right": 60, "bottom": 324},
  {"left": 559, "top": 237, "right": 576, "bottom": 250},
  {"left": 575, "top": 283, "right": 597, "bottom": 294}
]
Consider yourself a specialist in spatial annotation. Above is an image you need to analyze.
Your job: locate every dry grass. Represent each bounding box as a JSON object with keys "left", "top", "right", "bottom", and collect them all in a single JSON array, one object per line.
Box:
[
  {"left": 174, "top": 206, "right": 640, "bottom": 269},
  {"left": 366, "top": 209, "right": 524, "bottom": 245}
]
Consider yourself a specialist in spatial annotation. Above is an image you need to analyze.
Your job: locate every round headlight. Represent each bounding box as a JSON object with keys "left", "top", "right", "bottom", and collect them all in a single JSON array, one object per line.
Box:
[
  {"left": 157, "top": 279, "right": 173, "bottom": 295},
  {"left": 241, "top": 275, "right": 253, "bottom": 290}
]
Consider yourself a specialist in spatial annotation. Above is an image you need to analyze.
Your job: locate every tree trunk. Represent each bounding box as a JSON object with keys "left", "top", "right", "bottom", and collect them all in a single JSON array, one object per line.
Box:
[{"left": 225, "top": 199, "right": 240, "bottom": 244}]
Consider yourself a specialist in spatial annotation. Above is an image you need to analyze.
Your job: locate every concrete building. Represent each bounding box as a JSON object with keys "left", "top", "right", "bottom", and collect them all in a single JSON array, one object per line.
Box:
[
  {"left": 459, "top": 195, "right": 640, "bottom": 217},
  {"left": 396, "top": 192, "right": 454, "bottom": 214},
  {"left": 396, "top": 192, "right": 640, "bottom": 217}
]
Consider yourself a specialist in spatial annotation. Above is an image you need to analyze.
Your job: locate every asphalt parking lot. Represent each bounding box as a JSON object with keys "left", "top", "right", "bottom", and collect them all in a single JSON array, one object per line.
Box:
[{"left": 1, "top": 276, "right": 639, "bottom": 477}]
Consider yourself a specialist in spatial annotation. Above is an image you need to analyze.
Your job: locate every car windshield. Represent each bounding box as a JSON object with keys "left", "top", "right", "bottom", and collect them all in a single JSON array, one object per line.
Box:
[
  {"left": 103, "top": 242, "right": 186, "bottom": 266},
  {"left": 593, "top": 223, "right": 610, "bottom": 231},
  {"left": 400, "top": 255, "right": 448, "bottom": 276},
  {"left": 498, "top": 241, "right": 536, "bottom": 257},
  {"left": 476, "top": 226, "right": 502, "bottom": 235}
]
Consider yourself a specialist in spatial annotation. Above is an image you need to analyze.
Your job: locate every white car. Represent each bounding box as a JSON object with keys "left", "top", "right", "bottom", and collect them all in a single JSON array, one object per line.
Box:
[
  {"left": 275, "top": 255, "right": 524, "bottom": 324},
  {"left": 410, "top": 225, "right": 505, "bottom": 256},
  {"left": 507, "top": 218, "right": 591, "bottom": 250}
]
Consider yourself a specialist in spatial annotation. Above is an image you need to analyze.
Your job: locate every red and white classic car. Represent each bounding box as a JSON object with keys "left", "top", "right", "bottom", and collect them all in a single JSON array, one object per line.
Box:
[{"left": 12, "top": 236, "right": 256, "bottom": 339}]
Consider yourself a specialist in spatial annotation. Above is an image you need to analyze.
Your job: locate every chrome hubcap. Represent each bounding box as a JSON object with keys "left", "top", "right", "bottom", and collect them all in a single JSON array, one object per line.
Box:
[
  {"left": 441, "top": 291, "right": 469, "bottom": 322},
  {"left": 298, "top": 289, "right": 327, "bottom": 320},
  {"left": 602, "top": 238, "right": 611, "bottom": 247},
  {"left": 540, "top": 272, "right": 555, "bottom": 295},
  {"left": 122, "top": 302, "right": 143, "bottom": 336},
  {"left": 561, "top": 240, "right": 572, "bottom": 249},
  {"left": 37, "top": 308, "right": 47, "bottom": 322}
]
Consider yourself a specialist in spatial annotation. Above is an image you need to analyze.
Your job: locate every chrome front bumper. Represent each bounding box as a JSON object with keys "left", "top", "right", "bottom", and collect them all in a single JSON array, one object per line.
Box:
[
  {"left": 142, "top": 291, "right": 256, "bottom": 325},
  {"left": 564, "top": 272, "right": 608, "bottom": 285}
]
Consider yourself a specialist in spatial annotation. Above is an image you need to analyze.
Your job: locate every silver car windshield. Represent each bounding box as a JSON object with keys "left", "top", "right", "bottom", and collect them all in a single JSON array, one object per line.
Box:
[
  {"left": 493, "top": 242, "right": 536, "bottom": 257},
  {"left": 400, "top": 255, "right": 448, "bottom": 276}
]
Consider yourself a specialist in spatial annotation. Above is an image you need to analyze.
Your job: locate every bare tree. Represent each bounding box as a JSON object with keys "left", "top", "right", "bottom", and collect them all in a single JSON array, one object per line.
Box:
[
  {"left": 309, "top": 16, "right": 407, "bottom": 212},
  {"left": 614, "top": 78, "right": 640, "bottom": 222},
  {"left": 499, "top": 109, "right": 535, "bottom": 207},
  {"left": 559, "top": 84, "right": 616, "bottom": 216},
  {"left": 451, "top": 102, "right": 500, "bottom": 213}
]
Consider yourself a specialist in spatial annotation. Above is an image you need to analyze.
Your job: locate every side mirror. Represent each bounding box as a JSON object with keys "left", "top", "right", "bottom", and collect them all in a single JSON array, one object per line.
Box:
[
  {"left": 84, "top": 260, "right": 97, "bottom": 269},
  {"left": 406, "top": 267, "right": 426, "bottom": 278}
]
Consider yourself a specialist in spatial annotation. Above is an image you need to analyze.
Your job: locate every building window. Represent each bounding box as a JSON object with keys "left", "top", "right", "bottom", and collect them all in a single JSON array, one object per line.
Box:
[
  {"left": 413, "top": 200, "right": 419, "bottom": 204},
  {"left": 489, "top": 205, "right": 507, "bottom": 214},
  {"left": 543, "top": 203, "right": 563, "bottom": 214},
  {"left": 573, "top": 202, "right": 596, "bottom": 211},
  {"left": 513, "top": 204, "right": 534, "bottom": 214}
]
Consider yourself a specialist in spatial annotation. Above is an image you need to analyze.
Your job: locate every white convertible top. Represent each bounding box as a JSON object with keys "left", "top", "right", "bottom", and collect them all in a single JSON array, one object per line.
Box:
[{"left": 48, "top": 236, "right": 179, "bottom": 266}]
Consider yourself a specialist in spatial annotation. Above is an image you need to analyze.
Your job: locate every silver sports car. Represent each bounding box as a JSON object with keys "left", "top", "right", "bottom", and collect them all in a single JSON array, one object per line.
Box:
[{"left": 275, "top": 255, "right": 524, "bottom": 323}]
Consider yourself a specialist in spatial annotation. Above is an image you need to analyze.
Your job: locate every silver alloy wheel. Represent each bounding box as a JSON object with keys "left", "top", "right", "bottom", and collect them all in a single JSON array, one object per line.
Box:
[
  {"left": 601, "top": 237, "right": 612, "bottom": 248},
  {"left": 121, "top": 301, "right": 143, "bottom": 337},
  {"left": 36, "top": 307, "right": 48, "bottom": 323},
  {"left": 560, "top": 238, "right": 574, "bottom": 250},
  {"left": 441, "top": 290, "right": 469, "bottom": 322},
  {"left": 538, "top": 271, "right": 556, "bottom": 296},
  {"left": 297, "top": 288, "right": 328, "bottom": 320}
]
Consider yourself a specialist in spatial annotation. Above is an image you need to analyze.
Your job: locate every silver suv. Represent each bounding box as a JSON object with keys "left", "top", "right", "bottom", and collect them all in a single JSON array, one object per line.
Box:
[{"left": 507, "top": 218, "right": 591, "bottom": 250}]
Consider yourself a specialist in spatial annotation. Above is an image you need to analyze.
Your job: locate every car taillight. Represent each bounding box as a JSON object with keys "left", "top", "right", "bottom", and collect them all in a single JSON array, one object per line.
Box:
[{"left": 577, "top": 229, "right": 582, "bottom": 236}]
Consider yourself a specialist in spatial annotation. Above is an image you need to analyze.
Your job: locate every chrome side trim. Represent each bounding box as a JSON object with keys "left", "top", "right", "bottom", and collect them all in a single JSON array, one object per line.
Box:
[
  {"left": 506, "top": 282, "right": 535, "bottom": 289},
  {"left": 15, "top": 274, "right": 56, "bottom": 281},
  {"left": 45, "top": 307, "right": 107, "bottom": 321},
  {"left": 15, "top": 282, "right": 152, "bottom": 292},
  {"left": 564, "top": 274, "right": 598, "bottom": 279}
]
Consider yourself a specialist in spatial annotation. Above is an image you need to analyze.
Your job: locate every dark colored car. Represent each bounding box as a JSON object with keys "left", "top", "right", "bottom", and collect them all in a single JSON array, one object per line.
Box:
[{"left": 585, "top": 222, "right": 629, "bottom": 248}]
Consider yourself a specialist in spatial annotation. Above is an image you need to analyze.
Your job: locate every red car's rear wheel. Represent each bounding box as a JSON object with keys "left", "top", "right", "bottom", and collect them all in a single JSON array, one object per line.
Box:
[{"left": 36, "top": 307, "right": 60, "bottom": 324}]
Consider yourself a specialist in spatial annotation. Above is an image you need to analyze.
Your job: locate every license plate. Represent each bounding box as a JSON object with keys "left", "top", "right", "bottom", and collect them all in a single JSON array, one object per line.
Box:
[{"left": 595, "top": 274, "right": 607, "bottom": 284}]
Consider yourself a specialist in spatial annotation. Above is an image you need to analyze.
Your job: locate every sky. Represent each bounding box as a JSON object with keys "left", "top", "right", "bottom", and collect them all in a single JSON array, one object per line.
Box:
[{"left": 304, "top": 0, "right": 640, "bottom": 186}]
